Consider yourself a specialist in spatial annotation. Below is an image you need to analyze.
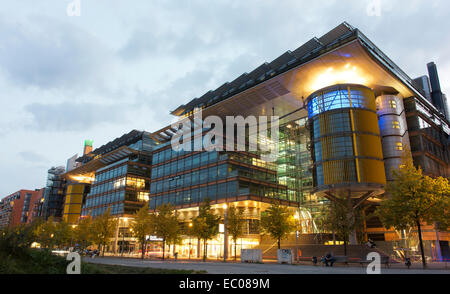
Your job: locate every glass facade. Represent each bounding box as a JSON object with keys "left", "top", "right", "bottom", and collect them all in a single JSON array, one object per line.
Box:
[
  {"left": 149, "top": 146, "right": 289, "bottom": 209},
  {"left": 404, "top": 97, "right": 450, "bottom": 177},
  {"left": 307, "top": 84, "right": 386, "bottom": 189},
  {"left": 80, "top": 135, "right": 154, "bottom": 218},
  {"left": 41, "top": 167, "right": 66, "bottom": 221}
]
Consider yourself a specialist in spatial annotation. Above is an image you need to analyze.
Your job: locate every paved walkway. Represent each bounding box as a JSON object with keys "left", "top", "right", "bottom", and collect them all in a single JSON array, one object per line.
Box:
[{"left": 83, "top": 257, "right": 450, "bottom": 274}]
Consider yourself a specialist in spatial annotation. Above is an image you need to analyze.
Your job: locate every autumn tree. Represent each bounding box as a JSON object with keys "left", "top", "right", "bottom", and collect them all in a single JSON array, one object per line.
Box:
[
  {"left": 73, "top": 215, "right": 94, "bottom": 251},
  {"left": 319, "top": 199, "right": 364, "bottom": 256},
  {"left": 376, "top": 149, "right": 450, "bottom": 268},
  {"left": 34, "top": 216, "right": 56, "bottom": 249},
  {"left": 260, "top": 202, "right": 296, "bottom": 249},
  {"left": 130, "top": 205, "right": 154, "bottom": 260},
  {"left": 226, "top": 206, "right": 246, "bottom": 260},
  {"left": 192, "top": 198, "right": 221, "bottom": 262},
  {"left": 53, "top": 221, "right": 71, "bottom": 249},
  {"left": 151, "top": 203, "right": 180, "bottom": 260},
  {"left": 92, "top": 208, "right": 118, "bottom": 256}
]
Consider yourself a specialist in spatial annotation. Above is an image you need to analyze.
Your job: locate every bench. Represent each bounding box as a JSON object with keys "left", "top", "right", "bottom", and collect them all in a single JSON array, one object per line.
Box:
[
  {"left": 321, "top": 256, "right": 348, "bottom": 266},
  {"left": 356, "top": 256, "right": 390, "bottom": 268}
]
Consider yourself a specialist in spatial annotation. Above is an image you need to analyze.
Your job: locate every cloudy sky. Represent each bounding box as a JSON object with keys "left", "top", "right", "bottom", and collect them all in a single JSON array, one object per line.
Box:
[{"left": 0, "top": 0, "right": 449, "bottom": 196}]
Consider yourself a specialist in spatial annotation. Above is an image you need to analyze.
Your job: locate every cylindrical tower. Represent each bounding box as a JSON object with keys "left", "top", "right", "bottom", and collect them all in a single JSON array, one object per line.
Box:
[
  {"left": 307, "top": 84, "right": 386, "bottom": 198},
  {"left": 375, "top": 94, "right": 411, "bottom": 181}
]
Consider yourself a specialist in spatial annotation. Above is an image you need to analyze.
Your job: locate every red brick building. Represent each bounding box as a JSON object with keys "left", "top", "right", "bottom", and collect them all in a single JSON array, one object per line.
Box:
[{"left": 0, "top": 189, "right": 44, "bottom": 228}]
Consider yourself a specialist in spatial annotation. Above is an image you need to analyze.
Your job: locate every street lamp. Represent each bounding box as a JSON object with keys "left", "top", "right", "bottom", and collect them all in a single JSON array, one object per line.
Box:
[
  {"left": 70, "top": 225, "right": 77, "bottom": 249},
  {"left": 294, "top": 213, "right": 300, "bottom": 262},
  {"left": 129, "top": 228, "right": 133, "bottom": 256},
  {"left": 188, "top": 223, "right": 193, "bottom": 260}
]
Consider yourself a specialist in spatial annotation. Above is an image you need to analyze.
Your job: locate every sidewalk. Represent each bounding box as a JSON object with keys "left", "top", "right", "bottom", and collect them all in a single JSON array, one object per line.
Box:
[
  {"left": 93, "top": 253, "right": 450, "bottom": 270},
  {"left": 83, "top": 256, "right": 450, "bottom": 274}
]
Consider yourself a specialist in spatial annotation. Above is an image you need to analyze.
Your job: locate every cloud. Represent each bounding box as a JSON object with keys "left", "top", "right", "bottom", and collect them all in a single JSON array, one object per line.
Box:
[
  {"left": 18, "top": 151, "right": 48, "bottom": 163},
  {"left": 24, "top": 102, "right": 131, "bottom": 132},
  {"left": 0, "top": 15, "right": 114, "bottom": 90}
]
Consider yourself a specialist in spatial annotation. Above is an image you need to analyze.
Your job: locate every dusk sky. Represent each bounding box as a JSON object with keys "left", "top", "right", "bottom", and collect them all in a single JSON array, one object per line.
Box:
[{"left": 1, "top": 0, "right": 449, "bottom": 196}]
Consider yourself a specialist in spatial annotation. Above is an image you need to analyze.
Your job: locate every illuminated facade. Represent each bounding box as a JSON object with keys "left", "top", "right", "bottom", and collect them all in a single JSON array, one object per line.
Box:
[
  {"left": 148, "top": 22, "right": 449, "bottom": 259},
  {"left": 49, "top": 22, "right": 449, "bottom": 260}
]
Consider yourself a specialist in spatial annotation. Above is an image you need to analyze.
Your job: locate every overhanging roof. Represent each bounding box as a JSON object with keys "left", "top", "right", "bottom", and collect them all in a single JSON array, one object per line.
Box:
[
  {"left": 170, "top": 22, "right": 447, "bottom": 125},
  {"left": 62, "top": 146, "right": 138, "bottom": 182}
]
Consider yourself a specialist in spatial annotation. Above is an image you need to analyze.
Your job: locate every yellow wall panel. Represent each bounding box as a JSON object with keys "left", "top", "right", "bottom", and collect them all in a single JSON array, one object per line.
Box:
[
  {"left": 358, "top": 159, "right": 386, "bottom": 185},
  {"left": 356, "top": 134, "right": 384, "bottom": 158},
  {"left": 353, "top": 110, "right": 380, "bottom": 134}
]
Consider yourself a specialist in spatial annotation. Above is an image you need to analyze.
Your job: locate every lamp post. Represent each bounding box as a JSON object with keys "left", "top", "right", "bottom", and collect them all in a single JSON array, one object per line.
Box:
[
  {"left": 121, "top": 229, "right": 125, "bottom": 257},
  {"left": 129, "top": 228, "right": 133, "bottom": 256},
  {"left": 188, "top": 223, "right": 193, "bottom": 260},
  {"left": 294, "top": 213, "right": 300, "bottom": 262},
  {"left": 70, "top": 225, "right": 77, "bottom": 249}
]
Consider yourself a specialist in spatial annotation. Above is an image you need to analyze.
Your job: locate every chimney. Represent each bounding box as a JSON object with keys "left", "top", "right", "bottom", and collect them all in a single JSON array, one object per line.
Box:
[
  {"left": 83, "top": 139, "right": 93, "bottom": 155},
  {"left": 427, "top": 62, "right": 446, "bottom": 117}
]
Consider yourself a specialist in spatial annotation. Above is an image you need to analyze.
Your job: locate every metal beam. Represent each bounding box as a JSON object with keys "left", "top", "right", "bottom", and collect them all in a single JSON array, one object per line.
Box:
[
  {"left": 352, "top": 191, "right": 374, "bottom": 209},
  {"left": 323, "top": 192, "right": 346, "bottom": 207}
]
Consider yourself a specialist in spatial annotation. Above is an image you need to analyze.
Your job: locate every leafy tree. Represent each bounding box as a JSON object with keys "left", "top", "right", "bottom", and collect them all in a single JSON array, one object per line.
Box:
[
  {"left": 376, "top": 149, "right": 450, "bottom": 268},
  {"left": 0, "top": 224, "right": 37, "bottom": 256},
  {"left": 130, "top": 205, "right": 153, "bottom": 259},
  {"left": 34, "top": 216, "right": 56, "bottom": 249},
  {"left": 151, "top": 203, "right": 180, "bottom": 260},
  {"left": 92, "top": 208, "right": 118, "bottom": 256},
  {"left": 260, "top": 202, "right": 296, "bottom": 249},
  {"left": 192, "top": 198, "right": 221, "bottom": 262},
  {"left": 319, "top": 199, "right": 364, "bottom": 256},
  {"left": 226, "top": 206, "right": 246, "bottom": 260},
  {"left": 53, "top": 221, "right": 71, "bottom": 249},
  {"left": 73, "top": 215, "right": 94, "bottom": 251}
]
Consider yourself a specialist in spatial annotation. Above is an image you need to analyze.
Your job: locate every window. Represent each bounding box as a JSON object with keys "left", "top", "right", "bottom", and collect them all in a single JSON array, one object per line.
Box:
[
  {"left": 191, "top": 170, "right": 199, "bottom": 185},
  {"left": 208, "top": 166, "right": 217, "bottom": 181},
  {"left": 199, "top": 187, "right": 207, "bottom": 202},
  {"left": 184, "top": 173, "right": 191, "bottom": 187},
  {"left": 227, "top": 181, "right": 238, "bottom": 197},
  {"left": 192, "top": 154, "right": 200, "bottom": 168},
  {"left": 207, "top": 185, "right": 217, "bottom": 200},
  {"left": 217, "top": 183, "right": 227, "bottom": 199},
  {"left": 184, "top": 156, "right": 192, "bottom": 171},
  {"left": 201, "top": 152, "right": 209, "bottom": 166},
  {"left": 389, "top": 100, "right": 397, "bottom": 109},
  {"left": 199, "top": 169, "right": 208, "bottom": 184},
  {"left": 218, "top": 164, "right": 227, "bottom": 179},
  {"left": 191, "top": 189, "right": 199, "bottom": 203},
  {"left": 395, "top": 143, "right": 403, "bottom": 151},
  {"left": 392, "top": 121, "right": 400, "bottom": 129}
]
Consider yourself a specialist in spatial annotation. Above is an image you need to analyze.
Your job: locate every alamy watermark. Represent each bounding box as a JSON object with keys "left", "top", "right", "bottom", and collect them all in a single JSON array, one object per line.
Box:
[
  {"left": 170, "top": 109, "right": 280, "bottom": 162},
  {"left": 366, "top": 252, "right": 381, "bottom": 274},
  {"left": 67, "top": 0, "right": 81, "bottom": 17},
  {"left": 66, "top": 252, "right": 81, "bottom": 274},
  {"left": 366, "top": 0, "right": 382, "bottom": 17}
]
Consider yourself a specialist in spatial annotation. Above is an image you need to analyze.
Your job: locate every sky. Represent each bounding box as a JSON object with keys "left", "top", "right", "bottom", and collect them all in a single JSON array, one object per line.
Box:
[{"left": 0, "top": 0, "right": 449, "bottom": 196}]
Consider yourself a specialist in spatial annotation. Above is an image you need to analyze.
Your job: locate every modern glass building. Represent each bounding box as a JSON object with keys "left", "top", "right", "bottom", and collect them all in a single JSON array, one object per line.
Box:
[
  {"left": 62, "top": 130, "right": 156, "bottom": 252},
  {"left": 40, "top": 166, "right": 66, "bottom": 221},
  {"left": 56, "top": 22, "right": 449, "bottom": 260},
  {"left": 147, "top": 22, "right": 449, "bottom": 259}
]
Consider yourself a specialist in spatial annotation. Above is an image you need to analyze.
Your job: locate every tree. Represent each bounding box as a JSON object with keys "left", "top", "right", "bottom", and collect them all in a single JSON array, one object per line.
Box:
[
  {"left": 0, "top": 224, "right": 37, "bottom": 256},
  {"left": 151, "top": 203, "right": 180, "bottom": 261},
  {"left": 319, "top": 199, "right": 364, "bottom": 256},
  {"left": 376, "top": 149, "right": 450, "bottom": 268},
  {"left": 260, "top": 202, "right": 296, "bottom": 249},
  {"left": 192, "top": 198, "right": 221, "bottom": 262},
  {"left": 53, "top": 221, "right": 71, "bottom": 249},
  {"left": 34, "top": 216, "right": 56, "bottom": 249},
  {"left": 92, "top": 208, "right": 118, "bottom": 256},
  {"left": 73, "top": 215, "right": 94, "bottom": 251},
  {"left": 226, "top": 206, "right": 246, "bottom": 261},
  {"left": 130, "top": 205, "right": 153, "bottom": 260}
]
